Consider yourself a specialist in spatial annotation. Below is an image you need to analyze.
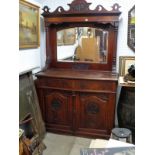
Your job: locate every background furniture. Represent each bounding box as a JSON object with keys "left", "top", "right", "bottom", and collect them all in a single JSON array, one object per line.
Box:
[
  {"left": 127, "top": 5, "right": 135, "bottom": 52},
  {"left": 19, "top": 69, "right": 46, "bottom": 154},
  {"left": 36, "top": 0, "right": 121, "bottom": 139},
  {"left": 111, "top": 128, "right": 132, "bottom": 143},
  {"left": 117, "top": 84, "right": 135, "bottom": 143}
]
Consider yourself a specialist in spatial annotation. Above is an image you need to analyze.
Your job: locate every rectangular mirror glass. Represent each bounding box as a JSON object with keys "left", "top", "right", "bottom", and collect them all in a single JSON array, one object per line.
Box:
[{"left": 57, "top": 27, "right": 108, "bottom": 64}]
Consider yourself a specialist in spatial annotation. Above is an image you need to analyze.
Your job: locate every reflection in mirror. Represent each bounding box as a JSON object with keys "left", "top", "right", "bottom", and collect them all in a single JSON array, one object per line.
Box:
[{"left": 57, "top": 27, "right": 108, "bottom": 63}]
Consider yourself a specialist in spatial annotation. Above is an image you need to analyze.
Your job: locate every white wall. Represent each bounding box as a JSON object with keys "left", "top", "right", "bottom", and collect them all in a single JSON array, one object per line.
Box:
[{"left": 19, "top": 0, "right": 42, "bottom": 74}]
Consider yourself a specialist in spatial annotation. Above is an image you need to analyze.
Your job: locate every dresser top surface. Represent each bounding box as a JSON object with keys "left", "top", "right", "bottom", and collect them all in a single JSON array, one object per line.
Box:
[{"left": 36, "top": 69, "right": 118, "bottom": 81}]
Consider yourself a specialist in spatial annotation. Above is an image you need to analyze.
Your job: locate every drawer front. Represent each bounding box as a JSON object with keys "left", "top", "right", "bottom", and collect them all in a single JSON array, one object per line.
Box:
[
  {"left": 74, "top": 80, "right": 116, "bottom": 92},
  {"left": 40, "top": 78, "right": 73, "bottom": 89},
  {"left": 37, "top": 78, "right": 117, "bottom": 92}
]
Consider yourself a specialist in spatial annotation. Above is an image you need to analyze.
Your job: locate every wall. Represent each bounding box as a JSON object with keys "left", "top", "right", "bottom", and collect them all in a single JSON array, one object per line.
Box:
[{"left": 19, "top": 0, "right": 43, "bottom": 74}]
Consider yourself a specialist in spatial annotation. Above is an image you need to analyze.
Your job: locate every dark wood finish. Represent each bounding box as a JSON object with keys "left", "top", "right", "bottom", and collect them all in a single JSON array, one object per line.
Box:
[
  {"left": 42, "top": 1, "right": 121, "bottom": 17},
  {"left": 35, "top": 0, "right": 121, "bottom": 139},
  {"left": 36, "top": 69, "right": 118, "bottom": 138},
  {"left": 76, "top": 92, "right": 116, "bottom": 138},
  {"left": 41, "top": 0, "right": 121, "bottom": 71},
  {"left": 45, "top": 90, "right": 73, "bottom": 134}
]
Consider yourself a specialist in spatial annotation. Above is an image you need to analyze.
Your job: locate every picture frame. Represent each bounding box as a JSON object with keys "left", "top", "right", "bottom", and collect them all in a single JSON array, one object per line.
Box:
[
  {"left": 63, "top": 28, "right": 76, "bottom": 45},
  {"left": 127, "top": 5, "right": 135, "bottom": 52},
  {"left": 130, "top": 27, "right": 135, "bottom": 39},
  {"left": 19, "top": 0, "right": 40, "bottom": 49},
  {"left": 57, "top": 30, "right": 64, "bottom": 46},
  {"left": 119, "top": 56, "right": 135, "bottom": 76}
]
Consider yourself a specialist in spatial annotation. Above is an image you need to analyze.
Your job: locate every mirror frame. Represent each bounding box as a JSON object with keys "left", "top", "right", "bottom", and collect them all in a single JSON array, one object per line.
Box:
[
  {"left": 54, "top": 23, "right": 114, "bottom": 70},
  {"left": 127, "top": 5, "right": 135, "bottom": 52},
  {"left": 41, "top": 0, "right": 121, "bottom": 71}
]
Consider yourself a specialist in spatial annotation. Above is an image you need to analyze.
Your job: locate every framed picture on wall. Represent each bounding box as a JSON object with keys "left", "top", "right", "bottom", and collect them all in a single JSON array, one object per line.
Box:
[
  {"left": 19, "top": 0, "right": 40, "bottom": 49},
  {"left": 119, "top": 56, "right": 135, "bottom": 76},
  {"left": 127, "top": 5, "right": 135, "bottom": 52}
]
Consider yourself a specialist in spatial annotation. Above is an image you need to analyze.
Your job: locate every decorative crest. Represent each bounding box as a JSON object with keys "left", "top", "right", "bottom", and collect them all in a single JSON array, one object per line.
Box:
[
  {"left": 68, "top": 0, "right": 91, "bottom": 12},
  {"left": 42, "top": 0, "right": 121, "bottom": 17},
  {"left": 42, "top": 6, "right": 50, "bottom": 13}
]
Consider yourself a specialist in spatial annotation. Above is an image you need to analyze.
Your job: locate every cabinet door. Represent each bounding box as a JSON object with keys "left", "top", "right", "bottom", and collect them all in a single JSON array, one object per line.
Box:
[
  {"left": 76, "top": 93, "right": 116, "bottom": 138},
  {"left": 45, "top": 90, "right": 73, "bottom": 134}
]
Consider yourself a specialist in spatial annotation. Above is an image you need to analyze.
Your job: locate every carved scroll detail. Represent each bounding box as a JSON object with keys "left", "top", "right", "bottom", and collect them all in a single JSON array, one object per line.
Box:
[
  {"left": 86, "top": 102, "right": 99, "bottom": 114},
  {"left": 68, "top": 0, "right": 91, "bottom": 12},
  {"left": 94, "top": 5, "right": 108, "bottom": 12},
  {"left": 42, "top": 0, "right": 121, "bottom": 17},
  {"left": 51, "top": 99, "right": 61, "bottom": 110},
  {"left": 42, "top": 6, "right": 50, "bottom": 13},
  {"left": 111, "top": 3, "right": 121, "bottom": 11}
]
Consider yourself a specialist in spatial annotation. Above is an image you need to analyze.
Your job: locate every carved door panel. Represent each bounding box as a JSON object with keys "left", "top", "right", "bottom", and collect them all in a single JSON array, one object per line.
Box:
[
  {"left": 76, "top": 93, "right": 115, "bottom": 138},
  {"left": 45, "top": 90, "right": 73, "bottom": 133}
]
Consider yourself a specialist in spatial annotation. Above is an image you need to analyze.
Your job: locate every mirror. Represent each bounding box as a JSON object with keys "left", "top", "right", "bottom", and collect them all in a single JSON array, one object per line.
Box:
[
  {"left": 57, "top": 27, "right": 108, "bottom": 63},
  {"left": 127, "top": 5, "right": 135, "bottom": 52}
]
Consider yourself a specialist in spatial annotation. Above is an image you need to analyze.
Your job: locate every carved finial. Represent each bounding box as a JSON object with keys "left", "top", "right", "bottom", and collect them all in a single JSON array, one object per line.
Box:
[
  {"left": 68, "top": 0, "right": 91, "bottom": 12},
  {"left": 42, "top": 6, "right": 50, "bottom": 13},
  {"left": 111, "top": 3, "right": 121, "bottom": 11},
  {"left": 42, "top": 1, "right": 121, "bottom": 17},
  {"left": 55, "top": 6, "right": 66, "bottom": 14},
  {"left": 72, "top": 0, "right": 87, "bottom": 3},
  {"left": 95, "top": 5, "right": 107, "bottom": 12}
]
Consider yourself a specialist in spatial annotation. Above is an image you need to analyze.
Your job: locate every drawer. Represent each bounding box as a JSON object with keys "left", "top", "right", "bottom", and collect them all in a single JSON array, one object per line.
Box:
[
  {"left": 40, "top": 78, "right": 74, "bottom": 89},
  {"left": 74, "top": 80, "right": 116, "bottom": 92},
  {"left": 37, "top": 78, "right": 117, "bottom": 92}
]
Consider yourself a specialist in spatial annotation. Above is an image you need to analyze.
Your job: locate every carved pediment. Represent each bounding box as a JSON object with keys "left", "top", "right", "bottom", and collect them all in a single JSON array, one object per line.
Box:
[
  {"left": 68, "top": 0, "right": 91, "bottom": 12},
  {"left": 42, "top": 0, "right": 121, "bottom": 17}
]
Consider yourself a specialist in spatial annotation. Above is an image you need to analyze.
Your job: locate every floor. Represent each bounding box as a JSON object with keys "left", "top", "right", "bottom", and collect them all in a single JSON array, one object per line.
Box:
[{"left": 43, "top": 133, "right": 93, "bottom": 155}]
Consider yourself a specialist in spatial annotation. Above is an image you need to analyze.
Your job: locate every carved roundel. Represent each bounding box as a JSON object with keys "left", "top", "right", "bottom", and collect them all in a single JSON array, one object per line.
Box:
[
  {"left": 86, "top": 102, "right": 99, "bottom": 114},
  {"left": 51, "top": 99, "right": 61, "bottom": 110}
]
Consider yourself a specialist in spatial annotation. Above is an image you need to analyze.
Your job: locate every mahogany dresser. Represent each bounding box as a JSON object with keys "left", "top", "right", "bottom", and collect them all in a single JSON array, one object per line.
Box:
[{"left": 35, "top": 0, "right": 121, "bottom": 139}]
